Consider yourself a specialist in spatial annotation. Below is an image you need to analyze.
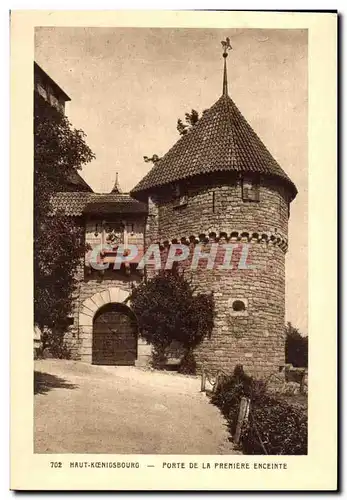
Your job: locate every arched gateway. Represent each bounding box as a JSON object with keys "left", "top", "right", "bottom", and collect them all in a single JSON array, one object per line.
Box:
[{"left": 79, "top": 287, "right": 141, "bottom": 365}]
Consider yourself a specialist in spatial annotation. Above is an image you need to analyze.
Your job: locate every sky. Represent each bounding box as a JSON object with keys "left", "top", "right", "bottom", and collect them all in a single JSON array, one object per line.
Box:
[{"left": 35, "top": 27, "right": 308, "bottom": 334}]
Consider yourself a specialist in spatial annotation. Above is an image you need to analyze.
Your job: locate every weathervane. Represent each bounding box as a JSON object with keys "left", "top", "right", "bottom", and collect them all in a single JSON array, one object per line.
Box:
[
  {"left": 221, "top": 37, "right": 232, "bottom": 58},
  {"left": 221, "top": 37, "right": 232, "bottom": 96}
]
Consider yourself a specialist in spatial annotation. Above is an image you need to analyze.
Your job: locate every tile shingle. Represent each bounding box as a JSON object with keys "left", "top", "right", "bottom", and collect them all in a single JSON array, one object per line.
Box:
[{"left": 50, "top": 192, "right": 147, "bottom": 216}]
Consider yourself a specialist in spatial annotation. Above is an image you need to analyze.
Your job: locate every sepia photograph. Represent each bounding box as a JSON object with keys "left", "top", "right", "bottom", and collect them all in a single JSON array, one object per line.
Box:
[
  {"left": 33, "top": 26, "right": 308, "bottom": 456},
  {"left": 10, "top": 9, "right": 337, "bottom": 491}
]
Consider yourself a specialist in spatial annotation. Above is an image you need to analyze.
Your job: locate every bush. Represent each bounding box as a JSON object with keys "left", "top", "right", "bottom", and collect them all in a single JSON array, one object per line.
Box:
[
  {"left": 178, "top": 350, "right": 197, "bottom": 375},
  {"left": 150, "top": 343, "right": 168, "bottom": 369},
  {"left": 129, "top": 267, "right": 214, "bottom": 371},
  {"left": 242, "top": 395, "right": 307, "bottom": 455},
  {"left": 211, "top": 366, "right": 307, "bottom": 455},
  {"left": 41, "top": 329, "right": 72, "bottom": 360}
]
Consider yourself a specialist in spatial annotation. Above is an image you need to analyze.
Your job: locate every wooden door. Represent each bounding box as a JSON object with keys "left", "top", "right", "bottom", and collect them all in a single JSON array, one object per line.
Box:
[{"left": 92, "top": 304, "right": 137, "bottom": 365}]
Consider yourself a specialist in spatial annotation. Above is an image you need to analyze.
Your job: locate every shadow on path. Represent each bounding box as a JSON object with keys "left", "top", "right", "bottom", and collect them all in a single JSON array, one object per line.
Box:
[{"left": 34, "top": 371, "right": 79, "bottom": 395}]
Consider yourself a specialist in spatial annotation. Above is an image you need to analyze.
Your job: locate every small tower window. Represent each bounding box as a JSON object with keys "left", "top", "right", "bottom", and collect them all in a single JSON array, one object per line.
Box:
[
  {"left": 242, "top": 176, "right": 260, "bottom": 202},
  {"left": 173, "top": 184, "right": 188, "bottom": 208},
  {"left": 228, "top": 297, "right": 249, "bottom": 317},
  {"left": 232, "top": 300, "right": 246, "bottom": 312}
]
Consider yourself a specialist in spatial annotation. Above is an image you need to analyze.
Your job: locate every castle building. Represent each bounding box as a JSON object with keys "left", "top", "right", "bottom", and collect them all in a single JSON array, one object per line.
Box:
[
  {"left": 51, "top": 180, "right": 149, "bottom": 366},
  {"left": 130, "top": 49, "right": 297, "bottom": 376},
  {"left": 34, "top": 62, "right": 93, "bottom": 193},
  {"left": 35, "top": 62, "right": 149, "bottom": 366},
  {"left": 42, "top": 45, "right": 297, "bottom": 376},
  {"left": 34, "top": 61, "right": 70, "bottom": 114}
]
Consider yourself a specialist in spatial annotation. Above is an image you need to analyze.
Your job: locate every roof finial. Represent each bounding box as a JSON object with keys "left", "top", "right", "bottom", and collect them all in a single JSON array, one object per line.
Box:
[
  {"left": 110, "top": 171, "right": 122, "bottom": 194},
  {"left": 221, "top": 37, "right": 232, "bottom": 96}
]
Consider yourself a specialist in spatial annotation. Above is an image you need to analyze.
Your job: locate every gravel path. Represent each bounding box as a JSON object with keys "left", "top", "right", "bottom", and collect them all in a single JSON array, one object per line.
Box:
[{"left": 34, "top": 359, "right": 238, "bottom": 454}]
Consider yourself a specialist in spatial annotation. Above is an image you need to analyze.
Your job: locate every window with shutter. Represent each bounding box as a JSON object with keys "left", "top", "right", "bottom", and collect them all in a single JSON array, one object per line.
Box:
[
  {"left": 173, "top": 184, "right": 188, "bottom": 208},
  {"left": 242, "top": 177, "right": 260, "bottom": 202}
]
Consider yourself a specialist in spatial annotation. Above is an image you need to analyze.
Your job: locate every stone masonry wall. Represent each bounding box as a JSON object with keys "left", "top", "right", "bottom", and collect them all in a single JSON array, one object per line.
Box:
[
  {"left": 64, "top": 174, "right": 289, "bottom": 375},
  {"left": 156, "top": 176, "right": 289, "bottom": 242},
  {"left": 147, "top": 174, "right": 289, "bottom": 377},
  {"left": 64, "top": 262, "right": 142, "bottom": 361},
  {"left": 190, "top": 243, "right": 286, "bottom": 377},
  {"left": 64, "top": 212, "right": 147, "bottom": 362}
]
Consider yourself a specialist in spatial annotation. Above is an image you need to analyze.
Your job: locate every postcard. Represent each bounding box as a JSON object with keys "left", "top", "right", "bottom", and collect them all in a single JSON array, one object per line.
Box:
[{"left": 10, "top": 10, "right": 337, "bottom": 491}]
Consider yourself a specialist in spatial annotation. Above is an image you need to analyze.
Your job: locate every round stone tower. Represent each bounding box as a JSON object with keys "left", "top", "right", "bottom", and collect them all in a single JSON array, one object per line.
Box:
[{"left": 131, "top": 44, "right": 297, "bottom": 377}]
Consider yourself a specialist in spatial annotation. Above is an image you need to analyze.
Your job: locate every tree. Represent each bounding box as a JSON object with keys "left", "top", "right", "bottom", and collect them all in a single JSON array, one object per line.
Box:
[
  {"left": 176, "top": 109, "right": 201, "bottom": 136},
  {"left": 34, "top": 95, "right": 95, "bottom": 354},
  {"left": 144, "top": 109, "right": 207, "bottom": 164},
  {"left": 285, "top": 322, "right": 308, "bottom": 368},
  {"left": 129, "top": 267, "right": 215, "bottom": 372}
]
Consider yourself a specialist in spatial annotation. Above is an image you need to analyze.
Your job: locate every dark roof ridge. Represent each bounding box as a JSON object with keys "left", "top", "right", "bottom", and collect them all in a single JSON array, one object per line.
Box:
[
  {"left": 34, "top": 61, "right": 71, "bottom": 102},
  {"left": 50, "top": 191, "right": 148, "bottom": 216}
]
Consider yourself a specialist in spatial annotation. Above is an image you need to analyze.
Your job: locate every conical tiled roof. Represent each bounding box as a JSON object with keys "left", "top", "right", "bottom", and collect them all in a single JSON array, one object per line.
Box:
[{"left": 131, "top": 94, "right": 297, "bottom": 201}]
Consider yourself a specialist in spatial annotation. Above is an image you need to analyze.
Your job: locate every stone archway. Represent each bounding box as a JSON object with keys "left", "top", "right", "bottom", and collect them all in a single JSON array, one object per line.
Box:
[
  {"left": 78, "top": 287, "right": 151, "bottom": 366},
  {"left": 78, "top": 287, "right": 130, "bottom": 363}
]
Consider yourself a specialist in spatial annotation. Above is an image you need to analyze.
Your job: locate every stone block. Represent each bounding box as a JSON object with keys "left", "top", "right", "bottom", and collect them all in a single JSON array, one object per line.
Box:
[
  {"left": 83, "top": 298, "right": 98, "bottom": 313},
  {"left": 118, "top": 288, "right": 130, "bottom": 303},
  {"left": 109, "top": 287, "right": 119, "bottom": 303},
  {"left": 100, "top": 289, "right": 110, "bottom": 304},
  {"left": 79, "top": 313, "right": 93, "bottom": 327},
  {"left": 138, "top": 337, "right": 149, "bottom": 346},
  {"left": 80, "top": 346, "right": 92, "bottom": 356},
  {"left": 80, "top": 350, "right": 92, "bottom": 361},
  {"left": 81, "top": 337, "right": 93, "bottom": 348},
  {"left": 80, "top": 306, "right": 94, "bottom": 317},
  {"left": 138, "top": 343, "right": 152, "bottom": 356},
  {"left": 91, "top": 292, "right": 105, "bottom": 310},
  {"left": 135, "top": 355, "right": 151, "bottom": 368},
  {"left": 80, "top": 326, "right": 93, "bottom": 337}
]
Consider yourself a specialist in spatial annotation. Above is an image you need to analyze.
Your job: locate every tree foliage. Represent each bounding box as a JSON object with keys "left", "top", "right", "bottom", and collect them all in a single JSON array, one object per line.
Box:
[
  {"left": 144, "top": 109, "right": 206, "bottom": 164},
  {"left": 34, "top": 96, "right": 95, "bottom": 348},
  {"left": 129, "top": 268, "right": 215, "bottom": 369},
  {"left": 176, "top": 109, "right": 201, "bottom": 135},
  {"left": 285, "top": 322, "right": 308, "bottom": 368}
]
